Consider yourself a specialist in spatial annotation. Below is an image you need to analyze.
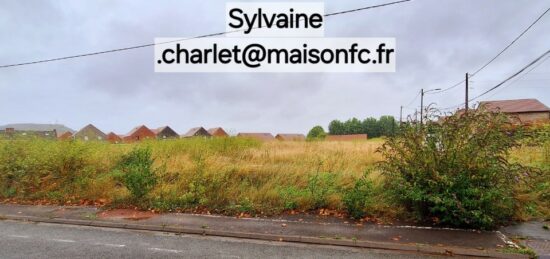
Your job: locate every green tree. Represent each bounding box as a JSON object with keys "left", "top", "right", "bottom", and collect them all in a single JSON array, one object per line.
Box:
[
  {"left": 344, "top": 118, "right": 363, "bottom": 134},
  {"left": 362, "top": 117, "right": 380, "bottom": 138},
  {"left": 378, "top": 115, "right": 398, "bottom": 136},
  {"left": 307, "top": 126, "right": 326, "bottom": 140},
  {"left": 328, "top": 120, "right": 345, "bottom": 135}
]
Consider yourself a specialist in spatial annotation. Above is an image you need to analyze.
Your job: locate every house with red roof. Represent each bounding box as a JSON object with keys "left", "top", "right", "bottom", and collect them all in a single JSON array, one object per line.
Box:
[
  {"left": 123, "top": 125, "right": 156, "bottom": 142},
  {"left": 208, "top": 127, "right": 229, "bottom": 137},
  {"left": 106, "top": 132, "right": 122, "bottom": 144},
  {"left": 479, "top": 99, "right": 550, "bottom": 124}
]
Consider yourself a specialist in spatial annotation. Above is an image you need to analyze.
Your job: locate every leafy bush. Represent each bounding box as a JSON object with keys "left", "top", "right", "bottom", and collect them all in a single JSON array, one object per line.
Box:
[
  {"left": 307, "top": 126, "right": 326, "bottom": 140},
  {"left": 0, "top": 139, "right": 113, "bottom": 201},
  {"left": 342, "top": 172, "right": 375, "bottom": 219},
  {"left": 114, "top": 147, "right": 157, "bottom": 200},
  {"left": 378, "top": 108, "right": 535, "bottom": 229},
  {"left": 278, "top": 186, "right": 306, "bottom": 210},
  {"left": 307, "top": 172, "right": 337, "bottom": 209}
]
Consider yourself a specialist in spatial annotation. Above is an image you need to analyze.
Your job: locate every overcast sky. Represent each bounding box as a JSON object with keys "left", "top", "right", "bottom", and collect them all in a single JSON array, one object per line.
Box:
[{"left": 0, "top": 0, "right": 549, "bottom": 134}]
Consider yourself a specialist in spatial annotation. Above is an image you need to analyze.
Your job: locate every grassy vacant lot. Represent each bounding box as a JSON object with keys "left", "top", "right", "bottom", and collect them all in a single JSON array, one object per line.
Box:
[
  {"left": 0, "top": 138, "right": 384, "bottom": 214},
  {"left": 0, "top": 136, "right": 547, "bottom": 220}
]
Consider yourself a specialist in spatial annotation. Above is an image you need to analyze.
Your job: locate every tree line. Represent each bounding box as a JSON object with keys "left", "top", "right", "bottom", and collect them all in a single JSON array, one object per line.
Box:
[{"left": 307, "top": 116, "right": 398, "bottom": 140}]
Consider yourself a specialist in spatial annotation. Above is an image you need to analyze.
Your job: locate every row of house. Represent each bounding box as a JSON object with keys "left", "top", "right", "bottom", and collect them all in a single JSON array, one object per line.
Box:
[
  {"left": 0, "top": 127, "right": 58, "bottom": 140},
  {"left": 55, "top": 125, "right": 306, "bottom": 143},
  {"left": 5, "top": 99, "right": 544, "bottom": 142}
]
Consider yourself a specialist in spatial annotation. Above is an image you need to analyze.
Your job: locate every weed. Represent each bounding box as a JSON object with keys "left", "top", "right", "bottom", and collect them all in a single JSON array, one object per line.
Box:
[
  {"left": 307, "top": 172, "right": 337, "bottom": 209},
  {"left": 342, "top": 171, "right": 375, "bottom": 219},
  {"left": 501, "top": 245, "right": 536, "bottom": 258}
]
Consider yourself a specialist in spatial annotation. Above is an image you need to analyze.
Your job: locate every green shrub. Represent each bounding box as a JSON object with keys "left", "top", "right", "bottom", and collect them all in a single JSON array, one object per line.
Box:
[
  {"left": 378, "top": 108, "right": 535, "bottom": 229},
  {"left": 278, "top": 186, "right": 306, "bottom": 210},
  {"left": 307, "top": 126, "right": 327, "bottom": 140},
  {"left": 307, "top": 172, "right": 337, "bottom": 209},
  {"left": 114, "top": 147, "right": 157, "bottom": 200},
  {"left": 342, "top": 172, "right": 375, "bottom": 219}
]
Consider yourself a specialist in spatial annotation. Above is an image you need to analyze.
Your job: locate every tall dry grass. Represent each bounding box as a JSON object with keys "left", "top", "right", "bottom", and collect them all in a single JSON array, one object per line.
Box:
[
  {"left": 0, "top": 137, "right": 385, "bottom": 215},
  {"left": 0, "top": 136, "right": 545, "bottom": 219}
]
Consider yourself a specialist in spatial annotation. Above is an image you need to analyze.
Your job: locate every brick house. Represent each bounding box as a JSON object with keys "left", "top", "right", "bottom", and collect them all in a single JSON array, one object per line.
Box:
[
  {"left": 74, "top": 124, "right": 107, "bottom": 141},
  {"left": 208, "top": 127, "right": 229, "bottom": 137},
  {"left": 106, "top": 132, "right": 122, "bottom": 144},
  {"left": 58, "top": 131, "right": 73, "bottom": 140},
  {"left": 479, "top": 99, "right": 550, "bottom": 124},
  {"left": 182, "top": 127, "right": 211, "bottom": 138},
  {"left": 152, "top": 126, "right": 179, "bottom": 140},
  {"left": 0, "top": 127, "right": 57, "bottom": 140},
  {"left": 123, "top": 125, "right": 156, "bottom": 142}
]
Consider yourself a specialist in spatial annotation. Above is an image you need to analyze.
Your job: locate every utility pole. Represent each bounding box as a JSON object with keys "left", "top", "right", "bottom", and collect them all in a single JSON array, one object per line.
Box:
[
  {"left": 465, "top": 73, "right": 469, "bottom": 112},
  {"left": 420, "top": 89, "right": 424, "bottom": 125},
  {"left": 419, "top": 88, "right": 441, "bottom": 125},
  {"left": 399, "top": 105, "right": 403, "bottom": 125}
]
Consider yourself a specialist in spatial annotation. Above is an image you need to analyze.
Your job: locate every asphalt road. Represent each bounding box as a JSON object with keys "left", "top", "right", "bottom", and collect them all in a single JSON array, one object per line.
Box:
[{"left": 0, "top": 220, "right": 442, "bottom": 259}]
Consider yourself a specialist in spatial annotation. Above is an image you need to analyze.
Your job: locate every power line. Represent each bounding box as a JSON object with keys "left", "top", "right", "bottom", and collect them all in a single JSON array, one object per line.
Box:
[
  {"left": 485, "top": 54, "right": 550, "bottom": 99},
  {"left": 470, "top": 7, "right": 550, "bottom": 77},
  {"left": 0, "top": 0, "right": 412, "bottom": 69},
  {"left": 405, "top": 90, "right": 421, "bottom": 107},
  {"left": 429, "top": 6, "right": 549, "bottom": 95},
  {"left": 428, "top": 79, "right": 464, "bottom": 94},
  {"left": 469, "top": 49, "right": 550, "bottom": 102},
  {"left": 324, "top": 0, "right": 411, "bottom": 17},
  {"left": 440, "top": 49, "right": 550, "bottom": 110}
]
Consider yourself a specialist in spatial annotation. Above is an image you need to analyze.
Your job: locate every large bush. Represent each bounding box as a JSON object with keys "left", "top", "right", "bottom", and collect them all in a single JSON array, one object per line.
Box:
[
  {"left": 113, "top": 147, "right": 157, "bottom": 200},
  {"left": 378, "top": 108, "right": 535, "bottom": 229},
  {"left": 342, "top": 171, "right": 375, "bottom": 219}
]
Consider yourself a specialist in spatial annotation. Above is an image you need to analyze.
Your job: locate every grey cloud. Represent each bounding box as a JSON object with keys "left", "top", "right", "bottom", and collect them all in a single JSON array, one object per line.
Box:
[{"left": 0, "top": 0, "right": 549, "bottom": 134}]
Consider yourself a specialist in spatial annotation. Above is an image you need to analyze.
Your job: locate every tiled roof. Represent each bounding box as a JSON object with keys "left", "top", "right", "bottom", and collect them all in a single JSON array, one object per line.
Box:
[
  {"left": 76, "top": 124, "right": 107, "bottom": 138},
  {"left": 208, "top": 127, "right": 229, "bottom": 136},
  {"left": 182, "top": 127, "right": 210, "bottom": 137},
  {"left": 126, "top": 125, "right": 149, "bottom": 137},
  {"left": 480, "top": 99, "right": 550, "bottom": 113}
]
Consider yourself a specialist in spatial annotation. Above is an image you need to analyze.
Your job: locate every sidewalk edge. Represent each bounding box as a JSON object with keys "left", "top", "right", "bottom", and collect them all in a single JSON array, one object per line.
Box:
[{"left": 0, "top": 214, "right": 526, "bottom": 259}]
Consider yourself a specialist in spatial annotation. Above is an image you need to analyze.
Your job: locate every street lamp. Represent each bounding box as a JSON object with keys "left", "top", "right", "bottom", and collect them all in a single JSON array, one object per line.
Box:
[{"left": 420, "top": 88, "right": 441, "bottom": 125}]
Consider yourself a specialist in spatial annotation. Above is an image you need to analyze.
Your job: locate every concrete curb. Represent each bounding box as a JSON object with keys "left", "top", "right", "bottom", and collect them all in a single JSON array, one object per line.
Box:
[{"left": 0, "top": 214, "right": 526, "bottom": 259}]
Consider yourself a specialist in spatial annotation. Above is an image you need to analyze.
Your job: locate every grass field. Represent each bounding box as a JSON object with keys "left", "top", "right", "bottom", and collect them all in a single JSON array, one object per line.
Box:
[{"left": 0, "top": 137, "right": 547, "bottom": 219}]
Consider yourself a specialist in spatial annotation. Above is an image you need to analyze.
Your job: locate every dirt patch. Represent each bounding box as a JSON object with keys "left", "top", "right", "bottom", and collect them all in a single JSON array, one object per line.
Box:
[{"left": 98, "top": 209, "right": 157, "bottom": 221}]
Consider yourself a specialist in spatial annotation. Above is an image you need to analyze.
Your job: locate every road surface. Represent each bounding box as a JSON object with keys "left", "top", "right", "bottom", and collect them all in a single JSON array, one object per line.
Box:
[{"left": 0, "top": 220, "right": 441, "bottom": 258}]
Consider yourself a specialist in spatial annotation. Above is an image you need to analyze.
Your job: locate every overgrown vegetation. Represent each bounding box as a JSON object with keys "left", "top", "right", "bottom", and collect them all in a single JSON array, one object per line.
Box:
[
  {"left": 112, "top": 147, "right": 157, "bottom": 200},
  {"left": 0, "top": 118, "right": 547, "bottom": 229},
  {"left": 0, "top": 137, "right": 381, "bottom": 215},
  {"left": 379, "top": 108, "right": 545, "bottom": 229},
  {"left": 342, "top": 171, "right": 375, "bottom": 219}
]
